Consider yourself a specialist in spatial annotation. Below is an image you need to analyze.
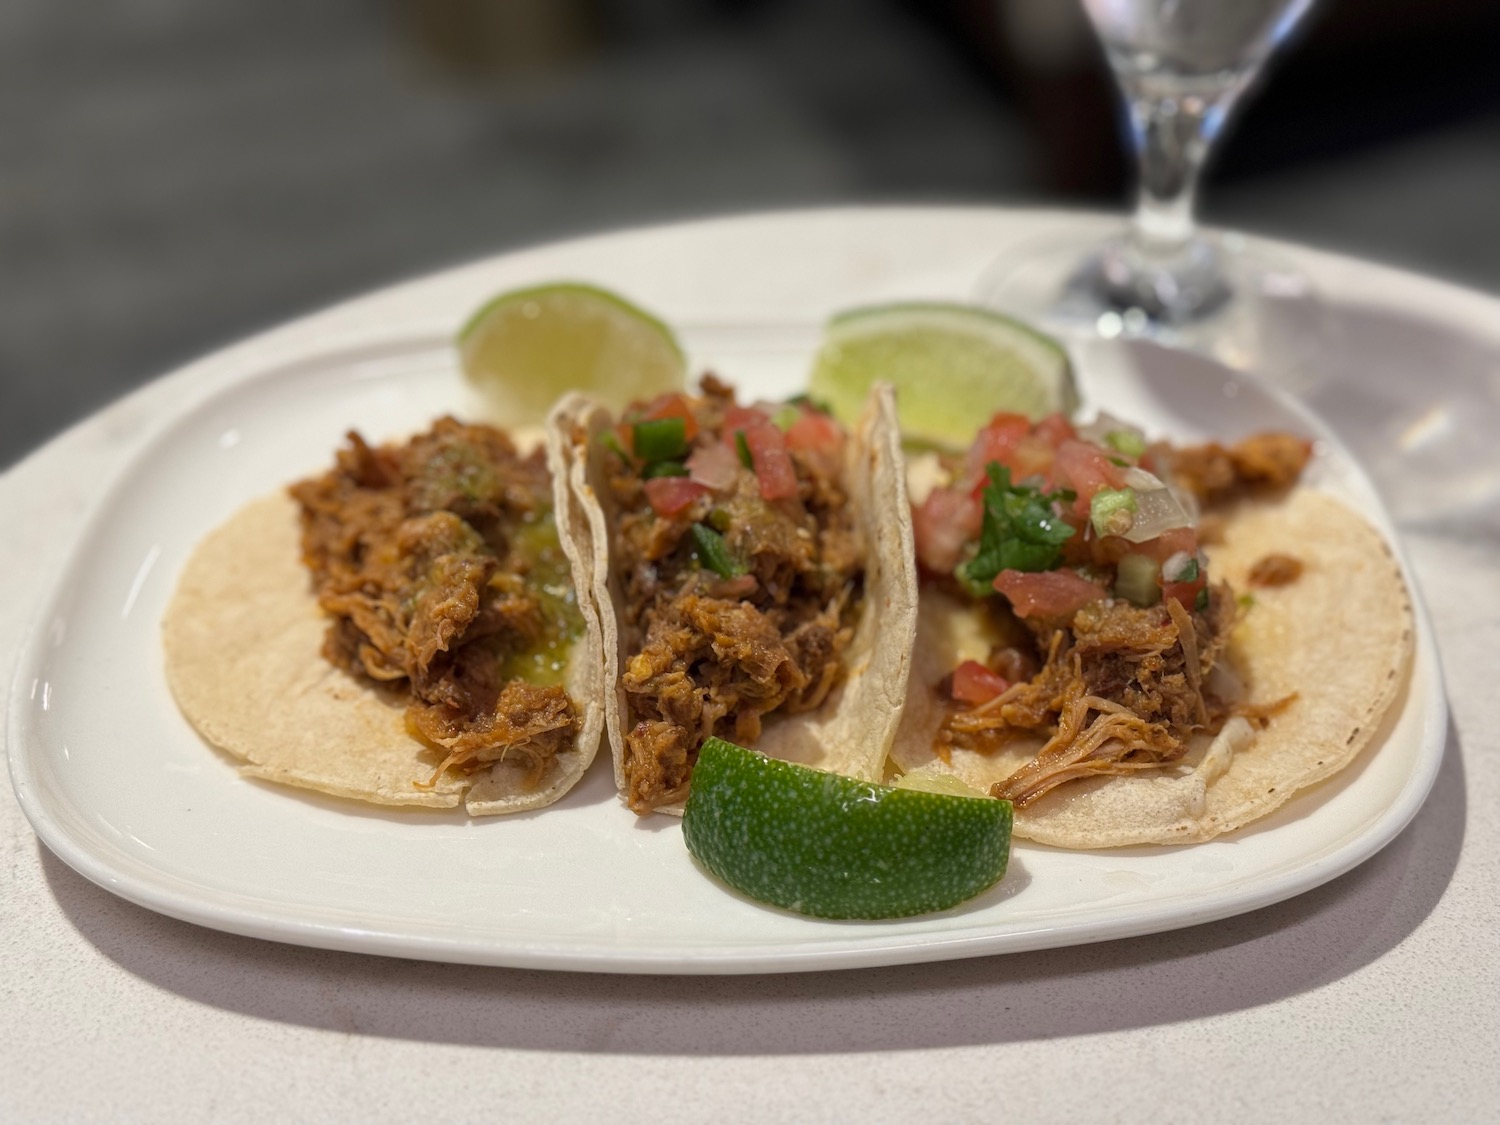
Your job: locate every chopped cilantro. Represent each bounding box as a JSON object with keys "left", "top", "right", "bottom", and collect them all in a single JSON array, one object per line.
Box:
[
  {"left": 734, "top": 430, "right": 754, "bottom": 468},
  {"left": 1195, "top": 587, "right": 1210, "bottom": 612},
  {"left": 643, "top": 460, "right": 689, "bottom": 479},
  {"left": 954, "top": 463, "right": 1078, "bottom": 597}
]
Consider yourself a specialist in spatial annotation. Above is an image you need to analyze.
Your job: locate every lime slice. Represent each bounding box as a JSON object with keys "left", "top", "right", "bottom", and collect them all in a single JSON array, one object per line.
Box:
[
  {"left": 808, "top": 302, "right": 1077, "bottom": 449},
  {"left": 682, "top": 738, "right": 1012, "bottom": 920},
  {"left": 458, "top": 282, "right": 686, "bottom": 424}
]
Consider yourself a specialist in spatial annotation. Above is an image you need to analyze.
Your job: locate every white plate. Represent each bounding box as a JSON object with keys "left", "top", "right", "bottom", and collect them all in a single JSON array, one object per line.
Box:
[{"left": 6, "top": 323, "right": 1445, "bottom": 974}]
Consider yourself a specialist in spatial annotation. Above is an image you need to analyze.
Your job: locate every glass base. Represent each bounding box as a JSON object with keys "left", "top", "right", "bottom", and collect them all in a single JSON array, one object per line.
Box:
[{"left": 974, "top": 225, "right": 1330, "bottom": 392}]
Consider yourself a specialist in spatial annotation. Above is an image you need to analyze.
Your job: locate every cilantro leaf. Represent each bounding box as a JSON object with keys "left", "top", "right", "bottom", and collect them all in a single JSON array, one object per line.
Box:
[{"left": 954, "top": 463, "right": 1078, "bottom": 597}]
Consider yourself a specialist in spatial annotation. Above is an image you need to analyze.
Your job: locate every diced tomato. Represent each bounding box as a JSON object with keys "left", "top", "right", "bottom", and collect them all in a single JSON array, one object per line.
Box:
[
  {"left": 744, "top": 423, "right": 798, "bottom": 500},
  {"left": 1053, "top": 440, "right": 1128, "bottom": 516},
  {"left": 964, "top": 413, "right": 1031, "bottom": 485},
  {"left": 643, "top": 476, "right": 708, "bottom": 517},
  {"left": 1008, "top": 434, "right": 1058, "bottom": 486},
  {"left": 1133, "top": 525, "right": 1198, "bottom": 563},
  {"left": 686, "top": 441, "right": 740, "bottom": 490},
  {"left": 993, "top": 568, "right": 1105, "bottom": 619},
  {"left": 1159, "top": 549, "right": 1208, "bottom": 610},
  {"left": 641, "top": 392, "right": 700, "bottom": 440},
  {"left": 784, "top": 408, "right": 844, "bottom": 454},
  {"left": 723, "top": 406, "right": 800, "bottom": 501},
  {"left": 784, "top": 407, "right": 845, "bottom": 481},
  {"left": 959, "top": 413, "right": 1077, "bottom": 494},
  {"left": 1161, "top": 573, "right": 1207, "bottom": 610},
  {"left": 720, "top": 405, "right": 766, "bottom": 440},
  {"left": 1033, "top": 412, "right": 1077, "bottom": 449},
  {"left": 951, "top": 660, "right": 1010, "bottom": 706},
  {"left": 912, "top": 485, "right": 982, "bottom": 574}
]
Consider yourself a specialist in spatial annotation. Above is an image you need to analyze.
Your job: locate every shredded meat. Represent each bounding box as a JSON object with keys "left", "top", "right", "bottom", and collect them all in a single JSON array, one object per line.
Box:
[
  {"left": 290, "top": 418, "right": 579, "bottom": 789},
  {"left": 1165, "top": 433, "right": 1312, "bottom": 507},
  {"left": 409, "top": 680, "right": 577, "bottom": 789},
  {"left": 932, "top": 427, "right": 1310, "bottom": 807},
  {"left": 611, "top": 378, "right": 863, "bottom": 812},
  {"left": 940, "top": 589, "right": 1238, "bottom": 807}
]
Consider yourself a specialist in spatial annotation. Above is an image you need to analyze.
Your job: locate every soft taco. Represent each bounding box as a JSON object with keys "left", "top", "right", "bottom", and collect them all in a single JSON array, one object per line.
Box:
[
  {"left": 555, "top": 376, "right": 917, "bottom": 815},
  {"left": 891, "top": 411, "right": 1413, "bottom": 847},
  {"left": 163, "top": 416, "right": 606, "bottom": 814}
]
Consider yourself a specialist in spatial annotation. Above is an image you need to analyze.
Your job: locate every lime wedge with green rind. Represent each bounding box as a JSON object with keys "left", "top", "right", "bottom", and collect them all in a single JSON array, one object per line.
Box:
[
  {"left": 808, "top": 302, "right": 1077, "bottom": 449},
  {"left": 682, "top": 738, "right": 1013, "bottom": 920},
  {"left": 458, "top": 282, "right": 686, "bottom": 424}
]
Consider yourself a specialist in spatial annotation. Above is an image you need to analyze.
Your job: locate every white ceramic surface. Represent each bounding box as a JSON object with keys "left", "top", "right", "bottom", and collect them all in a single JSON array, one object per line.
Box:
[{"left": 7, "top": 318, "right": 1444, "bottom": 973}]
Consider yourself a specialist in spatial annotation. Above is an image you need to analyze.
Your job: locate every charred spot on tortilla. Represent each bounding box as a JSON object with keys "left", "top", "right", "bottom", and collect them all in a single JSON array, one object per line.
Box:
[
  {"left": 162, "top": 415, "right": 606, "bottom": 815},
  {"left": 1248, "top": 552, "right": 1304, "bottom": 587}
]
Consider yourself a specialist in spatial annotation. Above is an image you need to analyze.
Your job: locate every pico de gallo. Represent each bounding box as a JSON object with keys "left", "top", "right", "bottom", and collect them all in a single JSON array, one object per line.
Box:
[
  {"left": 912, "top": 410, "right": 1310, "bottom": 807},
  {"left": 602, "top": 375, "right": 864, "bottom": 813}
]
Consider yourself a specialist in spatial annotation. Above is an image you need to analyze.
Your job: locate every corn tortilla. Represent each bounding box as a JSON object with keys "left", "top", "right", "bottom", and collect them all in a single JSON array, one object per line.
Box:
[
  {"left": 162, "top": 425, "right": 606, "bottom": 815},
  {"left": 890, "top": 489, "right": 1413, "bottom": 847}
]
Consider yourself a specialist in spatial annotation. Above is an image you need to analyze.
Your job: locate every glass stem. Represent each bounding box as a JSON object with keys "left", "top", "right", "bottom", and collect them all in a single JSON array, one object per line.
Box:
[
  {"left": 1122, "top": 79, "right": 1236, "bottom": 258},
  {"left": 1098, "top": 73, "right": 1248, "bottom": 320}
]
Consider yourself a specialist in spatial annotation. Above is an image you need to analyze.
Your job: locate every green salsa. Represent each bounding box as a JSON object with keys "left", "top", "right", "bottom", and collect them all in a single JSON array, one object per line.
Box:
[{"left": 499, "top": 507, "right": 584, "bottom": 686}]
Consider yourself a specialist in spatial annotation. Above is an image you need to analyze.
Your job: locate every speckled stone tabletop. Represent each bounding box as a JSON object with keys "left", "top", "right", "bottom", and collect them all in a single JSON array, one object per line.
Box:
[{"left": 3, "top": 209, "right": 1496, "bottom": 1122}]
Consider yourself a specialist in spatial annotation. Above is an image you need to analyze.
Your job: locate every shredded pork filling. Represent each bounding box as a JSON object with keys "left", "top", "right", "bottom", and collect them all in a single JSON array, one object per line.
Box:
[
  {"left": 611, "top": 377, "right": 863, "bottom": 813},
  {"left": 942, "top": 590, "right": 1237, "bottom": 806},
  {"left": 290, "top": 418, "right": 580, "bottom": 789},
  {"left": 937, "top": 430, "right": 1311, "bottom": 807}
]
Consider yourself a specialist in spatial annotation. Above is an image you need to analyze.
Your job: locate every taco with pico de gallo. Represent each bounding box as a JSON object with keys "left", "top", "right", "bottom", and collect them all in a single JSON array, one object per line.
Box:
[{"left": 890, "top": 410, "right": 1413, "bottom": 847}]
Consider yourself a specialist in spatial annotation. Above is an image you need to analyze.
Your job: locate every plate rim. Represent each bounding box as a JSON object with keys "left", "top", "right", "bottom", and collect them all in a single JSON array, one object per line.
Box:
[{"left": 6, "top": 323, "right": 1448, "bottom": 977}]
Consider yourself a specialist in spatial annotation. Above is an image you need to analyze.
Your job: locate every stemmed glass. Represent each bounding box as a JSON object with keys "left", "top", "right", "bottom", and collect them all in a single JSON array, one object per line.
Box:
[{"left": 977, "top": 0, "right": 1322, "bottom": 374}]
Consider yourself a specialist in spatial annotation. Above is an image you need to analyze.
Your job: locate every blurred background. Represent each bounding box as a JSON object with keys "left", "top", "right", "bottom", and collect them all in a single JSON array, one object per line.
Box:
[{"left": 3, "top": 0, "right": 1498, "bottom": 467}]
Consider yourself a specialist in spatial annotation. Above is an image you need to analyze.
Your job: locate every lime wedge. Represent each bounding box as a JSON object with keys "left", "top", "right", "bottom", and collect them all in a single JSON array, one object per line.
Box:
[
  {"left": 808, "top": 302, "right": 1077, "bottom": 449},
  {"left": 458, "top": 282, "right": 686, "bottom": 424},
  {"left": 682, "top": 738, "right": 1012, "bottom": 919}
]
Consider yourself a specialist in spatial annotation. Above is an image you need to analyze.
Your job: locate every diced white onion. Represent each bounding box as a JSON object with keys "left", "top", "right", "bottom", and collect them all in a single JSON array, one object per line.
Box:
[
  {"left": 687, "top": 442, "right": 740, "bottom": 490},
  {"left": 1122, "top": 466, "right": 1165, "bottom": 491},
  {"left": 1121, "top": 486, "right": 1194, "bottom": 543}
]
